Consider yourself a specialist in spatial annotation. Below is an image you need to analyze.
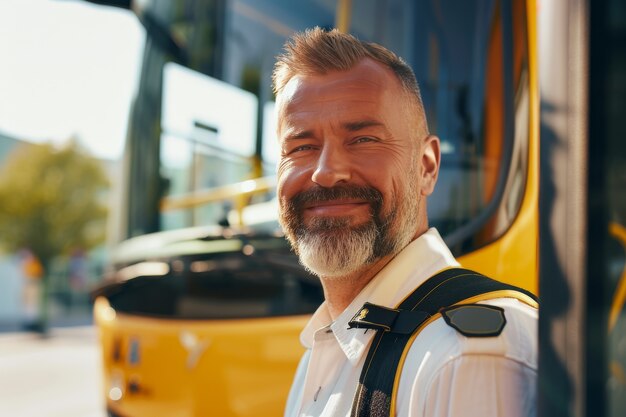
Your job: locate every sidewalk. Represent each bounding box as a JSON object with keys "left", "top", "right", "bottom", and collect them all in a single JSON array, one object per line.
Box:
[{"left": 0, "top": 323, "right": 105, "bottom": 417}]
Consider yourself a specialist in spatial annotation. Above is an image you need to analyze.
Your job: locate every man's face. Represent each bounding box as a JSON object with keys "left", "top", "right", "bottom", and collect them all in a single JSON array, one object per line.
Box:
[{"left": 276, "top": 58, "right": 438, "bottom": 278}]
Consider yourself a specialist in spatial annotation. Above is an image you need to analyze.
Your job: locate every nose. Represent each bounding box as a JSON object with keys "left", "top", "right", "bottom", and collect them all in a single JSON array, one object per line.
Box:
[{"left": 311, "top": 145, "right": 351, "bottom": 187}]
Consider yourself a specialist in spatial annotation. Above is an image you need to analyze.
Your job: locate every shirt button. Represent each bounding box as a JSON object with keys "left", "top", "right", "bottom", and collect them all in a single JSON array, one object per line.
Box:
[{"left": 314, "top": 386, "right": 322, "bottom": 401}]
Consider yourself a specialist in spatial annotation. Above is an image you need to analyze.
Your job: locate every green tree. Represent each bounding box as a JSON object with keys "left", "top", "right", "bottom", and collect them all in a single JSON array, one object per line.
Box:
[{"left": 0, "top": 141, "right": 109, "bottom": 332}]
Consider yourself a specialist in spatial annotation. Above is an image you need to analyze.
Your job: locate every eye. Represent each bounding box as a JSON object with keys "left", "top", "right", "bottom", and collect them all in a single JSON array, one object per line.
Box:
[
  {"left": 352, "top": 136, "right": 377, "bottom": 144},
  {"left": 288, "top": 144, "right": 317, "bottom": 154}
]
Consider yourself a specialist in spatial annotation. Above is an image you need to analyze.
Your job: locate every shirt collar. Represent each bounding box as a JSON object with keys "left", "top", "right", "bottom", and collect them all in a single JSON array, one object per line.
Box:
[{"left": 300, "top": 228, "right": 460, "bottom": 365}]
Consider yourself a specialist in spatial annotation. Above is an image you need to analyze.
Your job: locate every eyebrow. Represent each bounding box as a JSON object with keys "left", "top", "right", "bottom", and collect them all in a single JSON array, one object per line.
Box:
[
  {"left": 342, "top": 119, "right": 385, "bottom": 132},
  {"left": 283, "top": 129, "right": 314, "bottom": 141},
  {"left": 282, "top": 119, "right": 386, "bottom": 141}
]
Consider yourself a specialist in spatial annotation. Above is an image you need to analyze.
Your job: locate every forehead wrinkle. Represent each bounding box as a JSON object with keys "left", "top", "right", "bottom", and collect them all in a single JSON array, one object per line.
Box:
[
  {"left": 282, "top": 73, "right": 390, "bottom": 106},
  {"left": 282, "top": 92, "right": 383, "bottom": 126},
  {"left": 286, "top": 91, "right": 381, "bottom": 113}
]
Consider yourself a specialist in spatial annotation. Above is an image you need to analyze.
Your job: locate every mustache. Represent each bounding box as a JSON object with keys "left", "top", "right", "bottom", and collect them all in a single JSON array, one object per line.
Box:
[{"left": 288, "top": 185, "right": 383, "bottom": 211}]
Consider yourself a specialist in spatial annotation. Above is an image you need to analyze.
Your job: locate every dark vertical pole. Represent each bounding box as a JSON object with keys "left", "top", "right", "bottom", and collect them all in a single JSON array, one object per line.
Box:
[{"left": 586, "top": 0, "right": 609, "bottom": 415}]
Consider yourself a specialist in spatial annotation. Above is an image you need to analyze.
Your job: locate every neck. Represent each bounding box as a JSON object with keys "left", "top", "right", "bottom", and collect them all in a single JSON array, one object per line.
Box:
[
  {"left": 319, "top": 222, "right": 431, "bottom": 320},
  {"left": 320, "top": 254, "right": 395, "bottom": 320}
]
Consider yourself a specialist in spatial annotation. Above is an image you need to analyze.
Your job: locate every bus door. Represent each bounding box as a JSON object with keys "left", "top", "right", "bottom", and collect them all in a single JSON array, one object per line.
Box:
[{"left": 538, "top": 0, "right": 626, "bottom": 416}]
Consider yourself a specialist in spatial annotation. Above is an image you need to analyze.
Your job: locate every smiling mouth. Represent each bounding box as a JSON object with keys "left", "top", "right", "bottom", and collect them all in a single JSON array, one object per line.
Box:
[{"left": 304, "top": 200, "right": 370, "bottom": 216}]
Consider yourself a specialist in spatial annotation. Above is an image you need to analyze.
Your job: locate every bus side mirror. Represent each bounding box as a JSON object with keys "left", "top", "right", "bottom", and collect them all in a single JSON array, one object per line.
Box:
[
  {"left": 83, "top": 0, "right": 132, "bottom": 10},
  {"left": 81, "top": 0, "right": 188, "bottom": 65}
]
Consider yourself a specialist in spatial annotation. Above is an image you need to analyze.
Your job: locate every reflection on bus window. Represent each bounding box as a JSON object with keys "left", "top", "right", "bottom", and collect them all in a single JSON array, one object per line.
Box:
[{"left": 129, "top": 0, "right": 530, "bottom": 257}]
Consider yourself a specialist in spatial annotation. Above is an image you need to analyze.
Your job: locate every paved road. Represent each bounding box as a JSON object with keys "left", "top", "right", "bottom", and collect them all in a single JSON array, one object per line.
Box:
[{"left": 0, "top": 326, "right": 107, "bottom": 417}]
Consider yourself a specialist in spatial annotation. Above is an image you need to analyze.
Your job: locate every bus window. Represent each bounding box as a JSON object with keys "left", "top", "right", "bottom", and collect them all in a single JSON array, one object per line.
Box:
[{"left": 160, "top": 63, "right": 259, "bottom": 229}]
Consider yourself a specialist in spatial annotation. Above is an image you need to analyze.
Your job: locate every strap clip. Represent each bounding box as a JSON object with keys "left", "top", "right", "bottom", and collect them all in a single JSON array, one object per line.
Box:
[{"left": 348, "top": 302, "right": 430, "bottom": 334}]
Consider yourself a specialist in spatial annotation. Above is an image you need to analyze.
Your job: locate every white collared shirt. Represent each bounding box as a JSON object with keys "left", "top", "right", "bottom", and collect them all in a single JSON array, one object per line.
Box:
[{"left": 284, "top": 228, "right": 537, "bottom": 417}]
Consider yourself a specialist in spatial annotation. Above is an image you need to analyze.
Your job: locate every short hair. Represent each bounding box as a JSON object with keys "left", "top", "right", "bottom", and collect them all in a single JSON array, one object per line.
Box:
[{"left": 272, "top": 27, "right": 423, "bottom": 112}]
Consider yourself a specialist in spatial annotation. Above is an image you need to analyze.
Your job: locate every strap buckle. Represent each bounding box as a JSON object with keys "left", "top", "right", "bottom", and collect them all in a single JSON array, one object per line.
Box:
[{"left": 348, "top": 302, "right": 430, "bottom": 334}]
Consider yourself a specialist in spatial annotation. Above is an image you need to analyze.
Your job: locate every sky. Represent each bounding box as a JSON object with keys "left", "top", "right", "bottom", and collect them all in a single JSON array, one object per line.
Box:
[{"left": 0, "top": 0, "right": 144, "bottom": 160}]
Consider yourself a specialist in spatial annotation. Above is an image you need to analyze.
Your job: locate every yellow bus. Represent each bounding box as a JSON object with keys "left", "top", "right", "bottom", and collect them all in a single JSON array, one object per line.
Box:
[{"left": 85, "top": 0, "right": 625, "bottom": 416}]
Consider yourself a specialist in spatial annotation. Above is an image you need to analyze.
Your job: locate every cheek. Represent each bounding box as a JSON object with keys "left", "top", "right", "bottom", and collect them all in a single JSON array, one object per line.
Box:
[
  {"left": 277, "top": 158, "right": 311, "bottom": 201},
  {"left": 359, "top": 154, "right": 409, "bottom": 192},
  {"left": 276, "top": 157, "right": 291, "bottom": 182},
  {"left": 381, "top": 181, "right": 401, "bottom": 210},
  {"left": 380, "top": 169, "right": 417, "bottom": 209}
]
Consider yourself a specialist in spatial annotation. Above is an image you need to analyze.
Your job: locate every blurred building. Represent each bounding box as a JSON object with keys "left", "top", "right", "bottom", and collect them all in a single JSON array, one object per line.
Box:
[
  {"left": 0, "top": 132, "right": 25, "bottom": 164},
  {"left": 0, "top": 133, "right": 33, "bottom": 329},
  {"left": 0, "top": 131, "right": 119, "bottom": 330}
]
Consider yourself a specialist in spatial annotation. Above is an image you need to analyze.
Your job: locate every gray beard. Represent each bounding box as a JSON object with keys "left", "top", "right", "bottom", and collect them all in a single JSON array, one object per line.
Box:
[
  {"left": 294, "top": 217, "right": 378, "bottom": 278},
  {"left": 279, "top": 184, "right": 420, "bottom": 278}
]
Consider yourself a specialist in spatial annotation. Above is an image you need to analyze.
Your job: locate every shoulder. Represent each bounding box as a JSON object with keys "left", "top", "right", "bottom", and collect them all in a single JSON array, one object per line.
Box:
[
  {"left": 410, "top": 297, "right": 537, "bottom": 365},
  {"left": 395, "top": 297, "right": 537, "bottom": 416}
]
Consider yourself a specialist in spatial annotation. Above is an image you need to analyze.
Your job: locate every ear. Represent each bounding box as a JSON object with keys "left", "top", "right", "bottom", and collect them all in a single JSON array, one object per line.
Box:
[{"left": 419, "top": 135, "right": 441, "bottom": 196}]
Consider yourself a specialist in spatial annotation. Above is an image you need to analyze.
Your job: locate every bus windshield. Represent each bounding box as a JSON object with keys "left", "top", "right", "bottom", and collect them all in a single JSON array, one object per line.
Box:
[{"left": 123, "top": 0, "right": 530, "bottom": 257}]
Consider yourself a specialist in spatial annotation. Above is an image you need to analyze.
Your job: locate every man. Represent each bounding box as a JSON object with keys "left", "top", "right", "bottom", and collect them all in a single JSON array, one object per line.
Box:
[{"left": 273, "top": 27, "right": 537, "bottom": 417}]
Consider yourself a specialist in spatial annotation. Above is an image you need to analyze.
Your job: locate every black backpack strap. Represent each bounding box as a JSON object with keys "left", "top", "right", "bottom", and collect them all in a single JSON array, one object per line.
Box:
[{"left": 349, "top": 267, "right": 538, "bottom": 417}]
